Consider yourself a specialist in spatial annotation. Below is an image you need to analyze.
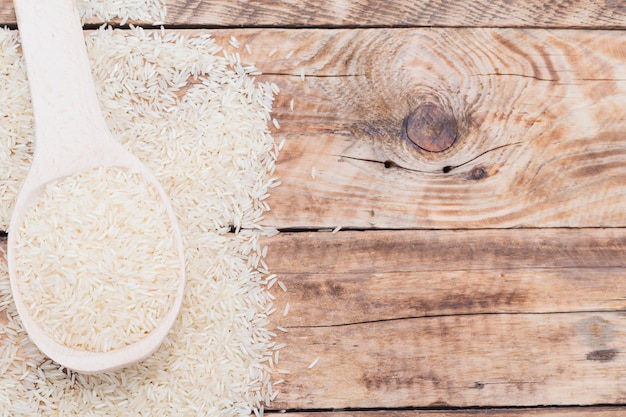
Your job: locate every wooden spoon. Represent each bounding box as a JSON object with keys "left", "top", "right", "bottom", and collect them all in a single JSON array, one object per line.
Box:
[{"left": 7, "top": 0, "right": 186, "bottom": 373}]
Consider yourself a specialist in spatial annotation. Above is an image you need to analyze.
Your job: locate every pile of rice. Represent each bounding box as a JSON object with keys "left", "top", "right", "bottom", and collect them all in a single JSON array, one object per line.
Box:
[
  {"left": 14, "top": 167, "right": 182, "bottom": 352},
  {"left": 77, "top": 0, "right": 167, "bottom": 25},
  {"left": 0, "top": 7, "right": 283, "bottom": 416}
]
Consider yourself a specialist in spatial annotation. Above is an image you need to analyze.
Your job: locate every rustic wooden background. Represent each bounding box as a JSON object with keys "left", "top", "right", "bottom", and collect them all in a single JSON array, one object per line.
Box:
[{"left": 2, "top": 1, "right": 626, "bottom": 416}]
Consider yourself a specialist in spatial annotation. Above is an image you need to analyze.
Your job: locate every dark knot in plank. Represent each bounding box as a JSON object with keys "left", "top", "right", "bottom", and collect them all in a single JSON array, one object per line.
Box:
[
  {"left": 586, "top": 349, "right": 618, "bottom": 362},
  {"left": 468, "top": 166, "right": 487, "bottom": 180},
  {"left": 404, "top": 104, "right": 457, "bottom": 152}
]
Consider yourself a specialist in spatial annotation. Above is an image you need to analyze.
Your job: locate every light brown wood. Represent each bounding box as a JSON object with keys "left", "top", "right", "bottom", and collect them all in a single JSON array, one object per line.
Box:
[
  {"left": 2, "top": 0, "right": 626, "bottom": 27},
  {"left": 206, "top": 28, "right": 626, "bottom": 229},
  {"left": 270, "top": 311, "right": 626, "bottom": 409},
  {"left": 266, "top": 229, "right": 626, "bottom": 327},
  {"left": 264, "top": 229, "right": 626, "bottom": 410}
]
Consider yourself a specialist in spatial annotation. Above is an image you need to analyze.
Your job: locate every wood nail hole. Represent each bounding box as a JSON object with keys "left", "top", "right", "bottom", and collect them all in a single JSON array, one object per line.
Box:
[{"left": 404, "top": 104, "right": 458, "bottom": 153}]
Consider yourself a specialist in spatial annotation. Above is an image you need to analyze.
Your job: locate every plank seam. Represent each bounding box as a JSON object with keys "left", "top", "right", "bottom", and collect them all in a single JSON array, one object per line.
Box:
[
  {"left": 274, "top": 226, "right": 626, "bottom": 232},
  {"left": 265, "top": 404, "right": 626, "bottom": 414}
]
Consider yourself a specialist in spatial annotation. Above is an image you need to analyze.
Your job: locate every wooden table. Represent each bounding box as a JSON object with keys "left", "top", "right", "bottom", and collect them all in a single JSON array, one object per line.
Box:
[{"left": 2, "top": 1, "right": 626, "bottom": 416}]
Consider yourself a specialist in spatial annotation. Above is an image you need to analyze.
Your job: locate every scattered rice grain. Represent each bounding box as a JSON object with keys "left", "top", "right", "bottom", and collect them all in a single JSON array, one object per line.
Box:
[
  {"left": 308, "top": 357, "right": 320, "bottom": 369},
  {"left": 229, "top": 35, "right": 240, "bottom": 49}
]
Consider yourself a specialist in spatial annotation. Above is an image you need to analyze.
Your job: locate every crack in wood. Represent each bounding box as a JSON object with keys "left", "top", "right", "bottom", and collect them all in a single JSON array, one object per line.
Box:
[
  {"left": 336, "top": 155, "right": 438, "bottom": 173},
  {"left": 474, "top": 73, "right": 626, "bottom": 84},
  {"left": 338, "top": 142, "right": 522, "bottom": 175},
  {"left": 442, "top": 141, "right": 523, "bottom": 173},
  {"left": 477, "top": 72, "right": 559, "bottom": 82},
  {"left": 285, "top": 309, "right": 623, "bottom": 330}
]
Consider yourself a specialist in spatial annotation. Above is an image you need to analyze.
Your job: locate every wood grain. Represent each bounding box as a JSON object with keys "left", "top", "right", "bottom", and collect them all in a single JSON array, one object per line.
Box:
[
  {"left": 2, "top": 0, "right": 626, "bottom": 28},
  {"left": 2, "top": 27, "right": 626, "bottom": 229},
  {"left": 265, "top": 229, "right": 626, "bottom": 409},
  {"left": 205, "top": 28, "right": 626, "bottom": 229},
  {"left": 270, "top": 311, "right": 626, "bottom": 409},
  {"left": 266, "top": 229, "right": 626, "bottom": 327}
]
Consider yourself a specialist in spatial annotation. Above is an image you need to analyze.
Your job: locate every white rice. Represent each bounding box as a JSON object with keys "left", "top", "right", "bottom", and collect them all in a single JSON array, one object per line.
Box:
[
  {"left": 14, "top": 167, "right": 181, "bottom": 352},
  {"left": 229, "top": 35, "right": 240, "bottom": 49},
  {"left": 307, "top": 357, "right": 320, "bottom": 369},
  {"left": 285, "top": 50, "right": 294, "bottom": 60},
  {"left": 77, "top": 0, "right": 166, "bottom": 24},
  {"left": 0, "top": 16, "right": 285, "bottom": 417}
]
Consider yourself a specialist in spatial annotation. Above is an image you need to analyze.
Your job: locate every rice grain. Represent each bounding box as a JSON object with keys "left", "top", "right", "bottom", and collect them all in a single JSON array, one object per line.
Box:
[{"left": 307, "top": 357, "right": 320, "bottom": 369}]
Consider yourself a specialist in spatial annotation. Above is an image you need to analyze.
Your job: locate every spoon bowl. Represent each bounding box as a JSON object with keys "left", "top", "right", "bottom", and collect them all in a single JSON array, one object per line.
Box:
[{"left": 8, "top": 0, "right": 186, "bottom": 373}]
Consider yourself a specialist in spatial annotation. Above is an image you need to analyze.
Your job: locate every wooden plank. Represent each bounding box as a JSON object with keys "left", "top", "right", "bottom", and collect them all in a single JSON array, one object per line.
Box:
[
  {"left": 2, "top": 27, "right": 626, "bottom": 229},
  {"left": 270, "top": 311, "right": 626, "bottom": 409},
  {"left": 166, "top": 1, "right": 626, "bottom": 28},
  {"left": 266, "top": 229, "right": 626, "bottom": 327},
  {"left": 2, "top": 1, "right": 626, "bottom": 28},
  {"left": 204, "top": 28, "right": 626, "bottom": 229},
  {"left": 278, "top": 408, "right": 626, "bottom": 417},
  {"left": 265, "top": 229, "right": 626, "bottom": 409}
]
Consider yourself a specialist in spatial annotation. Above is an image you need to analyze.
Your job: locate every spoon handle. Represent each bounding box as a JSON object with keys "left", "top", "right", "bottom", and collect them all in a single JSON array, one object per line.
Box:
[{"left": 14, "top": 0, "right": 109, "bottom": 158}]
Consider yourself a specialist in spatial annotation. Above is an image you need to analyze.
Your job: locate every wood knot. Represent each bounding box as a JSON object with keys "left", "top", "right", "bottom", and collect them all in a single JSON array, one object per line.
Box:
[
  {"left": 586, "top": 349, "right": 618, "bottom": 362},
  {"left": 404, "top": 104, "right": 457, "bottom": 152},
  {"left": 468, "top": 166, "right": 487, "bottom": 180}
]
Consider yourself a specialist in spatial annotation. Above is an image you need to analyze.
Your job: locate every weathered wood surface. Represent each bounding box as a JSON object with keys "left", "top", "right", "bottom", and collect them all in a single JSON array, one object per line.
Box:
[
  {"left": 207, "top": 28, "right": 626, "bottom": 229},
  {"left": 2, "top": 0, "right": 626, "bottom": 28},
  {"left": 266, "top": 229, "right": 626, "bottom": 327},
  {"left": 8, "top": 27, "right": 626, "bottom": 230},
  {"left": 266, "top": 230, "right": 626, "bottom": 409}
]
